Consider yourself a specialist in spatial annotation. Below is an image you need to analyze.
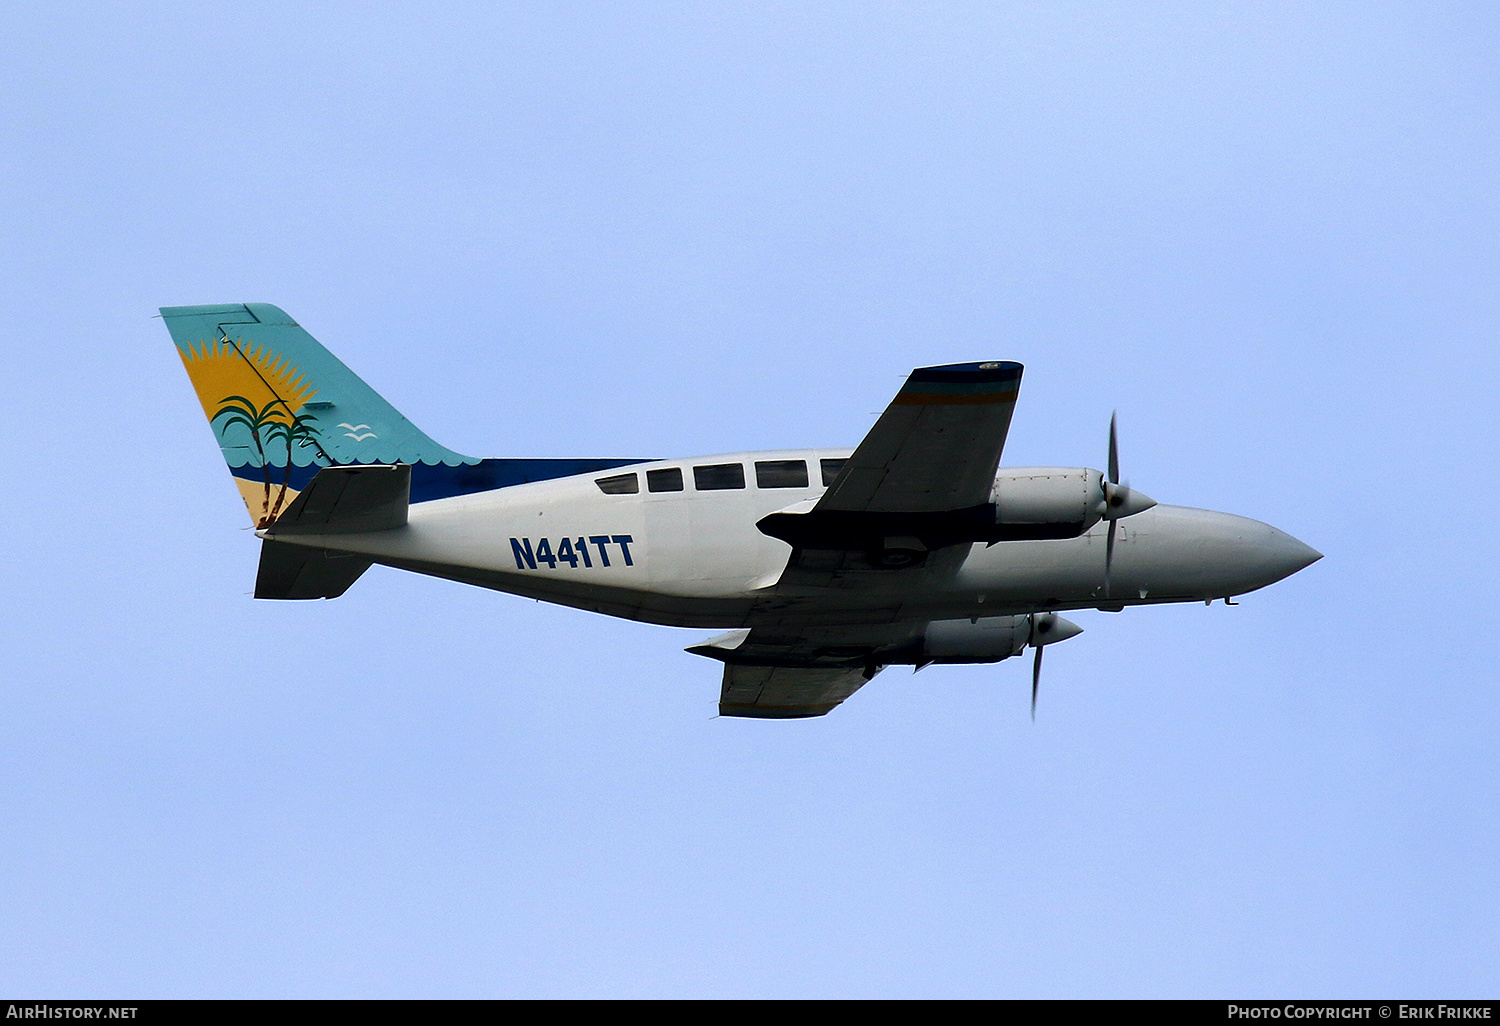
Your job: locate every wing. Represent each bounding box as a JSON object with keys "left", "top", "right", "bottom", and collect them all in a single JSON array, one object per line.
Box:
[
  {"left": 688, "top": 624, "right": 921, "bottom": 718},
  {"left": 756, "top": 361, "right": 1023, "bottom": 580},
  {"left": 717, "top": 664, "right": 878, "bottom": 718},
  {"left": 822, "top": 361, "right": 1022, "bottom": 513},
  {"left": 718, "top": 362, "right": 1025, "bottom": 716}
]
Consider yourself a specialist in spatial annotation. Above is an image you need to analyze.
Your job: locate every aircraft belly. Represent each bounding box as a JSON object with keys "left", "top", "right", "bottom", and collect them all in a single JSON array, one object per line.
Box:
[{"left": 373, "top": 554, "right": 762, "bottom": 628}]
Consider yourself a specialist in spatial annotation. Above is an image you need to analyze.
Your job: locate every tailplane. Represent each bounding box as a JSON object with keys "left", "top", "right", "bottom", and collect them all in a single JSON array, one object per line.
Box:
[{"left": 252, "top": 464, "right": 411, "bottom": 600}]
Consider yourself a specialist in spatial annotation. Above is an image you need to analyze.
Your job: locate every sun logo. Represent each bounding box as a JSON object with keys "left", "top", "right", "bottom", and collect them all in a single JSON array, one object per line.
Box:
[{"left": 178, "top": 336, "right": 319, "bottom": 422}]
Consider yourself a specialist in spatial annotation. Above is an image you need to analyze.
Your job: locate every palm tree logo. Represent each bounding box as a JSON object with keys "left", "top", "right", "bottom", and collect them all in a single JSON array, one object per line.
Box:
[
  {"left": 174, "top": 335, "right": 332, "bottom": 526},
  {"left": 211, "top": 395, "right": 327, "bottom": 526}
]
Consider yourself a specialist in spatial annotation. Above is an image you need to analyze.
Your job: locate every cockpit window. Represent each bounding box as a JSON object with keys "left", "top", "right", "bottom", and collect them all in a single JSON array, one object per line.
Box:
[
  {"left": 755, "top": 460, "right": 808, "bottom": 488},
  {"left": 820, "top": 458, "right": 847, "bottom": 486},
  {"left": 693, "top": 463, "right": 746, "bottom": 490},
  {"left": 595, "top": 472, "right": 639, "bottom": 495},
  {"left": 647, "top": 467, "right": 684, "bottom": 492}
]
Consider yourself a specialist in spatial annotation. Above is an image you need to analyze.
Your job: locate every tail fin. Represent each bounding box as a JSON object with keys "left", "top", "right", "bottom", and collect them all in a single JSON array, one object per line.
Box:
[{"left": 161, "top": 303, "right": 476, "bottom": 527}]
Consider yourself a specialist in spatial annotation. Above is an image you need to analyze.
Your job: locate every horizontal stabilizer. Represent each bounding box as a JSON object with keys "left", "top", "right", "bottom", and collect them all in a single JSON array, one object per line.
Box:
[
  {"left": 266, "top": 464, "right": 410, "bottom": 536},
  {"left": 255, "top": 539, "right": 372, "bottom": 599}
]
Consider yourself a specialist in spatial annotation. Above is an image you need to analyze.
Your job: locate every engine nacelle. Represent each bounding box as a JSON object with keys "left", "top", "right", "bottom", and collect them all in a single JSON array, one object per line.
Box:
[
  {"left": 915, "top": 613, "right": 1083, "bottom": 665},
  {"left": 993, "top": 467, "right": 1105, "bottom": 531},
  {"left": 923, "top": 615, "right": 1031, "bottom": 663}
]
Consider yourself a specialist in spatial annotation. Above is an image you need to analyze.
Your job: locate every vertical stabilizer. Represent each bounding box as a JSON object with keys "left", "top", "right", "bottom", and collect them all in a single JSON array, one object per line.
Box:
[{"left": 161, "top": 303, "right": 476, "bottom": 526}]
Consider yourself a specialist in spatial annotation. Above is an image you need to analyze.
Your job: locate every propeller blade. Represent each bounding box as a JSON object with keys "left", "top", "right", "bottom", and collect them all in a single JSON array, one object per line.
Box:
[
  {"left": 1105, "top": 518, "right": 1116, "bottom": 597},
  {"left": 1108, "top": 410, "right": 1120, "bottom": 484},
  {"left": 1031, "top": 642, "right": 1042, "bottom": 721}
]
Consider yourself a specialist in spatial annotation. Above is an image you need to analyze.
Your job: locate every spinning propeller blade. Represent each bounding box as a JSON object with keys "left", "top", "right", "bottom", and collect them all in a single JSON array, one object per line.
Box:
[
  {"left": 1099, "top": 411, "right": 1155, "bottom": 598},
  {"left": 1108, "top": 410, "right": 1120, "bottom": 485},
  {"left": 1105, "top": 518, "right": 1117, "bottom": 597},
  {"left": 1105, "top": 412, "right": 1121, "bottom": 597},
  {"left": 1025, "top": 612, "right": 1082, "bottom": 720},
  {"left": 1031, "top": 642, "right": 1042, "bottom": 721}
]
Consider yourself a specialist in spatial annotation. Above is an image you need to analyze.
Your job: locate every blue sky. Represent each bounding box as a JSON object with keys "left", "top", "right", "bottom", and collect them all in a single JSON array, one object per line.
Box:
[{"left": 1, "top": 2, "right": 1496, "bottom": 997}]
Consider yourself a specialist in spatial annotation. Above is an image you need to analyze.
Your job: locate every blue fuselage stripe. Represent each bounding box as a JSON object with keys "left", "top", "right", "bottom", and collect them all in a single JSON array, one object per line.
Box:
[{"left": 230, "top": 457, "right": 652, "bottom": 503}]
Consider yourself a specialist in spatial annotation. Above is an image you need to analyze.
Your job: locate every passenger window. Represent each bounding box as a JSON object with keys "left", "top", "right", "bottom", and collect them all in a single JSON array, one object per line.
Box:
[
  {"left": 647, "top": 467, "right": 684, "bottom": 492},
  {"left": 693, "top": 463, "right": 746, "bottom": 490},
  {"left": 595, "top": 472, "right": 639, "bottom": 495},
  {"left": 755, "top": 460, "right": 808, "bottom": 488},
  {"left": 820, "top": 458, "right": 847, "bottom": 486}
]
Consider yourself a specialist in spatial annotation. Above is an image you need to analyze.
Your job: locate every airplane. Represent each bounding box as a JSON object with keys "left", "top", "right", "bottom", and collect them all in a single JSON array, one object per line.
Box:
[{"left": 162, "top": 303, "right": 1322, "bottom": 719}]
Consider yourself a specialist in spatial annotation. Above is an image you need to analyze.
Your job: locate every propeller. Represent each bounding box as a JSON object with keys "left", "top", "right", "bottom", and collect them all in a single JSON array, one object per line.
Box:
[
  {"left": 1099, "top": 411, "right": 1156, "bottom": 598},
  {"left": 1028, "top": 612, "right": 1048, "bottom": 719},
  {"left": 1105, "top": 412, "right": 1121, "bottom": 597},
  {"left": 1026, "top": 612, "right": 1084, "bottom": 720},
  {"left": 1031, "top": 640, "right": 1043, "bottom": 721}
]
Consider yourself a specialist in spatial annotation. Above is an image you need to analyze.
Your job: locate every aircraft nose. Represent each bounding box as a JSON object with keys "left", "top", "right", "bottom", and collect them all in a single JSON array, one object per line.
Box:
[
  {"left": 1266, "top": 530, "right": 1323, "bottom": 579},
  {"left": 1226, "top": 517, "right": 1322, "bottom": 591},
  {"left": 1143, "top": 506, "right": 1322, "bottom": 598}
]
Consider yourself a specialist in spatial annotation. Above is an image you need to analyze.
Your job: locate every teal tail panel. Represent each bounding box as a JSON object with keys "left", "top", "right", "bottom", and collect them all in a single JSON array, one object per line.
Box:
[
  {"left": 162, "top": 302, "right": 475, "bottom": 465},
  {"left": 162, "top": 302, "right": 475, "bottom": 525},
  {"left": 163, "top": 302, "right": 647, "bottom": 527}
]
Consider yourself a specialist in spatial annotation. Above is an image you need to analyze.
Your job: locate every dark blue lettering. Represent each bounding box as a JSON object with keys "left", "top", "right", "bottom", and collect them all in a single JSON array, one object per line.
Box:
[
  {"left": 588, "top": 535, "right": 612, "bottom": 567},
  {"left": 557, "top": 537, "right": 579, "bottom": 568},
  {"left": 510, "top": 537, "right": 536, "bottom": 570},
  {"left": 534, "top": 537, "right": 557, "bottom": 569},
  {"left": 611, "top": 534, "right": 635, "bottom": 566},
  {"left": 576, "top": 536, "right": 593, "bottom": 568}
]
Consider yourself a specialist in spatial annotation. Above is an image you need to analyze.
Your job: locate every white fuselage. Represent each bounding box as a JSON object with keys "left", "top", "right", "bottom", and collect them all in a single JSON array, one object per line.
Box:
[{"left": 265, "top": 448, "right": 1321, "bottom": 629}]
